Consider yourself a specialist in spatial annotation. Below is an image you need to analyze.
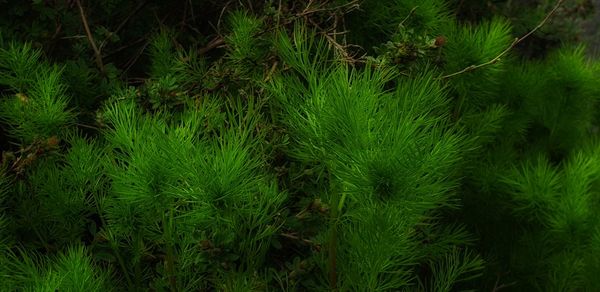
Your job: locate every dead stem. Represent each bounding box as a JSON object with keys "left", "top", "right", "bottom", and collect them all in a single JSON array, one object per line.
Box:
[{"left": 75, "top": 0, "right": 105, "bottom": 74}]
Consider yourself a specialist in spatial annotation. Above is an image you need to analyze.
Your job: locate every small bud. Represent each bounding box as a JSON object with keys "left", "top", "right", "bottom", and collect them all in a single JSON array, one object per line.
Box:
[
  {"left": 311, "top": 198, "right": 329, "bottom": 213},
  {"left": 434, "top": 36, "right": 446, "bottom": 47},
  {"left": 310, "top": 198, "right": 322, "bottom": 210},
  {"left": 47, "top": 136, "right": 59, "bottom": 148},
  {"left": 200, "top": 240, "right": 213, "bottom": 250},
  {"left": 16, "top": 93, "right": 28, "bottom": 103}
]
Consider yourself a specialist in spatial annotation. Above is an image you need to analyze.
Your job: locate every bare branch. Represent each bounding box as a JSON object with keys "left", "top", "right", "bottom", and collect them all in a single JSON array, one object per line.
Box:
[
  {"left": 439, "top": 0, "right": 564, "bottom": 80},
  {"left": 198, "top": 36, "right": 225, "bottom": 56},
  {"left": 297, "top": 0, "right": 359, "bottom": 17},
  {"left": 75, "top": 0, "right": 105, "bottom": 74},
  {"left": 98, "top": 1, "right": 147, "bottom": 51}
]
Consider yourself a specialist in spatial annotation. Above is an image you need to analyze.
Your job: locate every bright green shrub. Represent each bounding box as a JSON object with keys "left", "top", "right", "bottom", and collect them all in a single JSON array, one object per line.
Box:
[{"left": 1, "top": 0, "right": 599, "bottom": 291}]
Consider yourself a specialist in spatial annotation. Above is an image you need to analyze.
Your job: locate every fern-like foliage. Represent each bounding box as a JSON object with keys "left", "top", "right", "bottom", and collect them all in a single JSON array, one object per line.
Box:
[
  {"left": 269, "top": 23, "right": 480, "bottom": 290},
  {"left": 0, "top": 41, "right": 74, "bottom": 143},
  {"left": 500, "top": 143, "right": 600, "bottom": 290},
  {"left": 442, "top": 18, "right": 513, "bottom": 109},
  {"left": 99, "top": 91, "right": 286, "bottom": 290},
  {"left": 347, "top": 0, "right": 451, "bottom": 49}
]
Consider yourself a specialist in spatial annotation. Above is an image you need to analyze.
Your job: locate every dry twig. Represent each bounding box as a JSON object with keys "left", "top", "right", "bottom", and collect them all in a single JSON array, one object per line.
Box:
[
  {"left": 280, "top": 232, "right": 319, "bottom": 248},
  {"left": 198, "top": 36, "right": 226, "bottom": 55},
  {"left": 439, "top": 0, "right": 565, "bottom": 80},
  {"left": 75, "top": 0, "right": 105, "bottom": 74},
  {"left": 308, "top": 18, "right": 357, "bottom": 63},
  {"left": 297, "top": 0, "right": 359, "bottom": 17},
  {"left": 98, "top": 1, "right": 147, "bottom": 51},
  {"left": 491, "top": 272, "right": 518, "bottom": 292}
]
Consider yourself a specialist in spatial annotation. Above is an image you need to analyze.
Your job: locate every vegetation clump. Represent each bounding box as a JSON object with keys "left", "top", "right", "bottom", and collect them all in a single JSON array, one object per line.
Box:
[{"left": 1, "top": 0, "right": 599, "bottom": 290}]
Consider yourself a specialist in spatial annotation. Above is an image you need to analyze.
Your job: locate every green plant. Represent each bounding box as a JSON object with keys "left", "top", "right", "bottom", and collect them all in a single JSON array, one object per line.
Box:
[{"left": 1, "top": 0, "right": 600, "bottom": 291}]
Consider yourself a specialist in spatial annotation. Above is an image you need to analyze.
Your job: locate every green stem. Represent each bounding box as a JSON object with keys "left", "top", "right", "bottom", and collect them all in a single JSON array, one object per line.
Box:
[
  {"left": 110, "top": 239, "right": 135, "bottom": 290},
  {"left": 32, "top": 224, "right": 52, "bottom": 253},
  {"left": 135, "top": 234, "right": 143, "bottom": 290},
  {"left": 328, "top": 172, "right": 339, "bottom": 291},
  {"left": 164, "top": 207, "right": 178, "bottom": 291},
  {"left": 91, "top": 186, "right": 134, "bottom": 289},
  {"left": 328, "top": 207, "right": 338, "bottom": 291},
  {"left": 452, "top": 95, "right": 464, "bottom": 121}
]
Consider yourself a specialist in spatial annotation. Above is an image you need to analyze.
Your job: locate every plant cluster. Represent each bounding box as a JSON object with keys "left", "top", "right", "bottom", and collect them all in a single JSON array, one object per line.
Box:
[{"left": 1, "top": 0, "right": 600, "bottom": 291}]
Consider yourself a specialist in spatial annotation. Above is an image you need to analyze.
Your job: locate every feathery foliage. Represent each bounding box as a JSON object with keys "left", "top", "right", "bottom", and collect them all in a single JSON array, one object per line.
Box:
[{"left": 1, "top": 0, "right": 600, "bottom": 290}]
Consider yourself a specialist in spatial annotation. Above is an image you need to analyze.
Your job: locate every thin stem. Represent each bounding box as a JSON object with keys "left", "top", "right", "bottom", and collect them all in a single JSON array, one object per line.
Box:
[
  {"left": 110, "top": 239, "right": 135, "bottom": 289},
  {"left": 328, "top": 171, "right": 339, "bottom": 291},
  {"left": 75, "top": 0, "right": 105, "bottom": 74},
  {"left": 164, "top": 207, "right": 178, "bottom": 291},
  {"left": 328, "top": 207, "right": 338, "bottom": 291},
  {"left": 296, "top": 0, "right": 359, "bottom": 17},
  {"left": 134, "top": 231, "right": 144, "bottom": 289},
  {"left": 135, "top": 233, "right": 143, "bottom": 290},
  {"left": 32, "top": 224, "right": 52, "bottom": 253},
  {"left": 92, "top": 184, "right": 134, "bottom": 289},
  {"left": 399, "top": 6, "right": 419, "bottom": 27},
  {"left": 198, "top": 36, "right": 225, "bottom": 55},
  {"left": 280, "top": 232, "right": 318, "bottom": 246},
  {"left": 98, "top": 1, "right": 147, "bottom": 51}
]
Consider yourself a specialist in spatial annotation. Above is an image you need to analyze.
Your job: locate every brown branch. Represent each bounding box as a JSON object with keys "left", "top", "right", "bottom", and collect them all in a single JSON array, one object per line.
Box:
[
  {"left": 399, "top": 6, "right": 419, "bottom": 27},
  {"left": 455, "top": 0, "right": 465, "bottom": 16},
  {"left": 76, "top": 122, "right": 100, "bottom": 130},
  {"left": 50, "top": 22, "right": 63, "bottom": 41},
  {"left": 59, "top": 35, "right": 87, "bottom": 40},
  {"left": 264, "top": 60, "right": 279, "bottom": 83},
  {"left": 492, "top": 282, "right": 518, "bottom": 292},
  {"left": 102, "top": 36, "right": 147, "bottom": 59},
  {"left": 280, "top": 232, "right": 318, "bottom": 247},
  {"left": 98, "top": 1, "right": 147, "bottom": 51},
  {"left": 121, "top": 39, "right": 152, "bottom": 76},
  {"left": 298, "top": 0, "right": 317, "bottom": 16},
  {"left": 75, "top": 0, "right": 105, "bottom": 74},
  {"left": 198, "top": 36, "right": 225, "bottom": 55},
  {"left": 297, "top": 0, "right": 359, "bottom": 17},
  {"left": 491, "top": 272, "right": 518, "bottom": 292},
  {"left": 276, "top": 0, "right": 283, "bottom": 27},
  {"left": 308, "top": 18, "right": 355, "bottom": 63},
  {"left": 439, "top": 0, "right": 564, "bottom": 80},
  {"left": 216, "top": 0, "right": 233, "bottom": 35}
]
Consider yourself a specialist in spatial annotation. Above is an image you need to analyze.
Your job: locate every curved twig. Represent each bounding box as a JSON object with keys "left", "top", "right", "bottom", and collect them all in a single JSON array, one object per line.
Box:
[{"left": 439, "top": 0, "right": 565, "bottom": 80}]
